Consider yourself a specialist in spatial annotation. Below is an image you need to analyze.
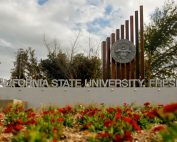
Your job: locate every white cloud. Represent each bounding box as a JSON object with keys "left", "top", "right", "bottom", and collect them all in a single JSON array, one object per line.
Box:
[{"left": 0, "top": 0, "right": 172, "bottom": 79}]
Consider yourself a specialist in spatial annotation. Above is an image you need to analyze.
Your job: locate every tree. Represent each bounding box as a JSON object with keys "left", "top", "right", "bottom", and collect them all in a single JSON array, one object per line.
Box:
[
  {"left": 40, "top": 51, "right": 71, "bottom": 81},
  {"left": 144, "top": 0, "right": 177, "bottom": 79},
  {"left": 11, "top": 48, "right": 42, "bottom": 80},
  {"left": 71, "top": 54, "right": 101, "bottom": 85},
  {"left": 11, "top": 49, "right": 28, "bottom": 79},
  {"left": 26, "top": 48, "right": 43, "bottom": 79}
]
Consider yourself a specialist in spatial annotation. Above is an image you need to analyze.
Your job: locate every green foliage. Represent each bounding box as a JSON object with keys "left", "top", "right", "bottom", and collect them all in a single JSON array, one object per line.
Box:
[
  {"left": 11, "top": 49, "right": 28, "bottom": 79},
  {"left": 40, "top": 51, "right": 70, "bottom": 81},
  {"left": 1, "top": 103, "right": 177, "bottom": 142},
  {"left": 11, "top": 48, "right": 43, "bottom": 80},
  {"left": 144, "top": 0, "right": 177, "bottom": 79},
  {"left": 71, "top": 54, "right": 101, "bottom": 85}
]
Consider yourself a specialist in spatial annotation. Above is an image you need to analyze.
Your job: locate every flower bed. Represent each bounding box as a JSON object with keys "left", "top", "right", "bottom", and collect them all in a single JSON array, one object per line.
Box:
[{"left": 0, "top": 102, "right": 177, "bottom": 142}]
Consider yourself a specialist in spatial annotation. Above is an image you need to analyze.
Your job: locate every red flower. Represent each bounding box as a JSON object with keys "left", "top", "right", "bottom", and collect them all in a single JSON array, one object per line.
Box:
[
  {"left": 50, "top": 119, "right": 55, "bottom": 123},
  {"left": 97, "top": 132, "right": 110, "bottom": 138},
  {"left": 131, "top": 120, "right": 141, "bottom": 131},
  {"left": 152, "top": 125, "right": 165, "bottom": 132},
  {"left": 123, "top": 131, "right": 132, "bottom": 141},
  {"left": 99, "top": 114, "right": 105, "bottom": 119},
  {"left": 25, "top": 119, "right": 37, "bottom": 125},
  {"left": 58, "top": 108, "right": 65, "bottom": 113},
  {"left": 133, "top": 114, "right": 140, "bottom": 121},
  {"left": 25, "top": 108, "right": 34, "bottom": 113},
  {"left": 146, "top": 109, "right": 158, "bottom": 119},
  {"left": 58, "top": 105, "right": 72, "bottom": 114},
  {"left": 83, "top": 124, "right": 90, "bottom": 129},
  {"left": 163, "top": 103, "right": 177, "bottom": 113},
  {"left": 52, "top": 127, "right": 58, "bottom": 133},
  {"left": 4, "top": 126, "right": 13, "bottom": 133},
  {"left": 144, "top": 102, "right": 150, "bottom": 106},
  {"left": 49, "top": 110, "right": 55, "bottom": 114},
  {"left": 14, "top": 125, "right": 24, "bottom": 131},
  {"left": 116, "top": 108, "right": 122, "bottom": 114},
  {"left": 57, "top": 118, "right": 64, "bottom": 122},
  {"left": 43, "top": 110, "right": 50, "bottom": 115},
  {"left": 122, "top": 116, "right": 132, "bottom": 123},
  {"left": 0, "top": 113, "right": 3, "bottom": 119},
  {"left": 114, "top": 134, "right": 122, "bottom": 142},
  {"left": 115, "top": 112, "right": 121, "bottom": 120},
  {"left": 104, "top": 119, "right": 114, "bottom": 128},
  {"left": 27, "top": 112, "right": 36, "bottom": 118},
  {"left": 106, "top": 107, "right": 115, "bottom": 113},
  {"left": 16, "top": 119, "right": 24, "bottom": 125},
  {"left": 65, "top": 105, "right": 72, "bottom": 112},
  {"left": 52, "top": 139, "right": 57, "bottom": 142},
  {"left": 88, "top": 110, "right": 97, "bottom": 116}
]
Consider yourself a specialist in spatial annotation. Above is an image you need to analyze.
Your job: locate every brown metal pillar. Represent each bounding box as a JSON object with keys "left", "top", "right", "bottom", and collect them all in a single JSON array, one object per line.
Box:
[
  {"left": 130, "top": 16, "right": 135, "bottom": 79},
  {"left": 111, "top": 33, "right": 116, "bottom": 79},
  {"left": 135, "top": 11, "right": 140, "bottom": 80},
  {"left": 116, "top": 29, "right": 121, "bottom": 79},
  {"left": 125, "top": 20, "right": 130, "bottom": 79},
  {"left": 140, "top": 5, "right": 144, "bottom": 80},
  {"left": 101, "top": 41, "right": 106, "bottom": 80},
  {"left": 106, "top": 37, "right": 111, "bottom": 79},
  {"left": 121, "top": 25, "right": 126, "bottom": 79}
]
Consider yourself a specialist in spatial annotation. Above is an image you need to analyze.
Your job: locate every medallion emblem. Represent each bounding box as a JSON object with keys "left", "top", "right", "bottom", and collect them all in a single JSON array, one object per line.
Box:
[{"left": 111, "top": 39, "right": 136, "bottom": 63}]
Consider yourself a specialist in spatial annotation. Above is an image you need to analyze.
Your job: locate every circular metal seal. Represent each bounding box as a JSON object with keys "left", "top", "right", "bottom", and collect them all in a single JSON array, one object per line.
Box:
[{"left": 111, "top": 39, "right": 136, "bottom": 63}]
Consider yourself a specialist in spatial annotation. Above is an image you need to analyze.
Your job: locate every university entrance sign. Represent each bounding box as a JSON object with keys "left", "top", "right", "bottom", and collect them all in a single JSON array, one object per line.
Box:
[
  {"left": 101, "top": 5, "right": 144, "bottom": 80},
  {"left": 111, "top": 39, "right": 136, "bottom": 63}
]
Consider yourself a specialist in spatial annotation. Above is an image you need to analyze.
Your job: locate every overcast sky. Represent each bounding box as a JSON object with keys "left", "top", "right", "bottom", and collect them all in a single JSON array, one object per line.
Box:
[{"left": 0, "top": 0, "right": 175, "bottom": 79}]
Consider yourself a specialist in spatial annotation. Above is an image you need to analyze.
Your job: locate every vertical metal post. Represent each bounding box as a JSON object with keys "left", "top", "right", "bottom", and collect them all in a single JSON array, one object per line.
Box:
[
  {"left": 125, "top": 20, "right": 130, "bottom": 79},
  {"left": 102, "top": 41, "right": 106, "bottom": 80},
  {"left": 111, "top": 33, "right": 116, "bottom": 79},
  {"left": 130, "top": 16, "right": 135, "bottom": 79},
  {"left": 106, "top": 37, "right": 111, "bottom": 79},
  {"left": 116, "top": 29, "right": 121, "bottom": 80},
  {"left": 135, "top": 11, "right": 140, "bottom": 80},
  {"left": 121, "top": 25, "right": 126, "bottom": 79},
  {"left": 140, "top": 5, "right": 144, "bottom": 80}
]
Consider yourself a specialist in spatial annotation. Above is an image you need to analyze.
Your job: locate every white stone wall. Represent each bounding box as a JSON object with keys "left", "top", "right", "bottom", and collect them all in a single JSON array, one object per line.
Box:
[{"left": 0, "top": 88, "right": 177, "bottom": 108}]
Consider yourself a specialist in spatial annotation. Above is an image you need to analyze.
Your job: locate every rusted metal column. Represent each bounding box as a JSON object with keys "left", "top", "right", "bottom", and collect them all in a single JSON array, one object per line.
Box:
[
  {"left": 121, "top": 25, "right": 126, "bottom": 79},
  {"left": 130, "top": 16, "right": 135, "bottom": 79},
  {"left": 111, "top": 33, "right": 116, "bottom": 79},
  {"left": 101, "top": 41, "right": 106, "bottom": 80},
  {"left": 116, "top": 29, "right": 121, "bottom": 79},
  {"left": 125, "top": 20, "right": 130, "bottom": 79},
  {"left": 135, "top": 11, "right": 140, "bottom": 80},
  {"left": 140, "top": 5, "right": 144, "bottom": 80},
  {"left": 106, "top": 37, "right": 111, "bottom": 79}
]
